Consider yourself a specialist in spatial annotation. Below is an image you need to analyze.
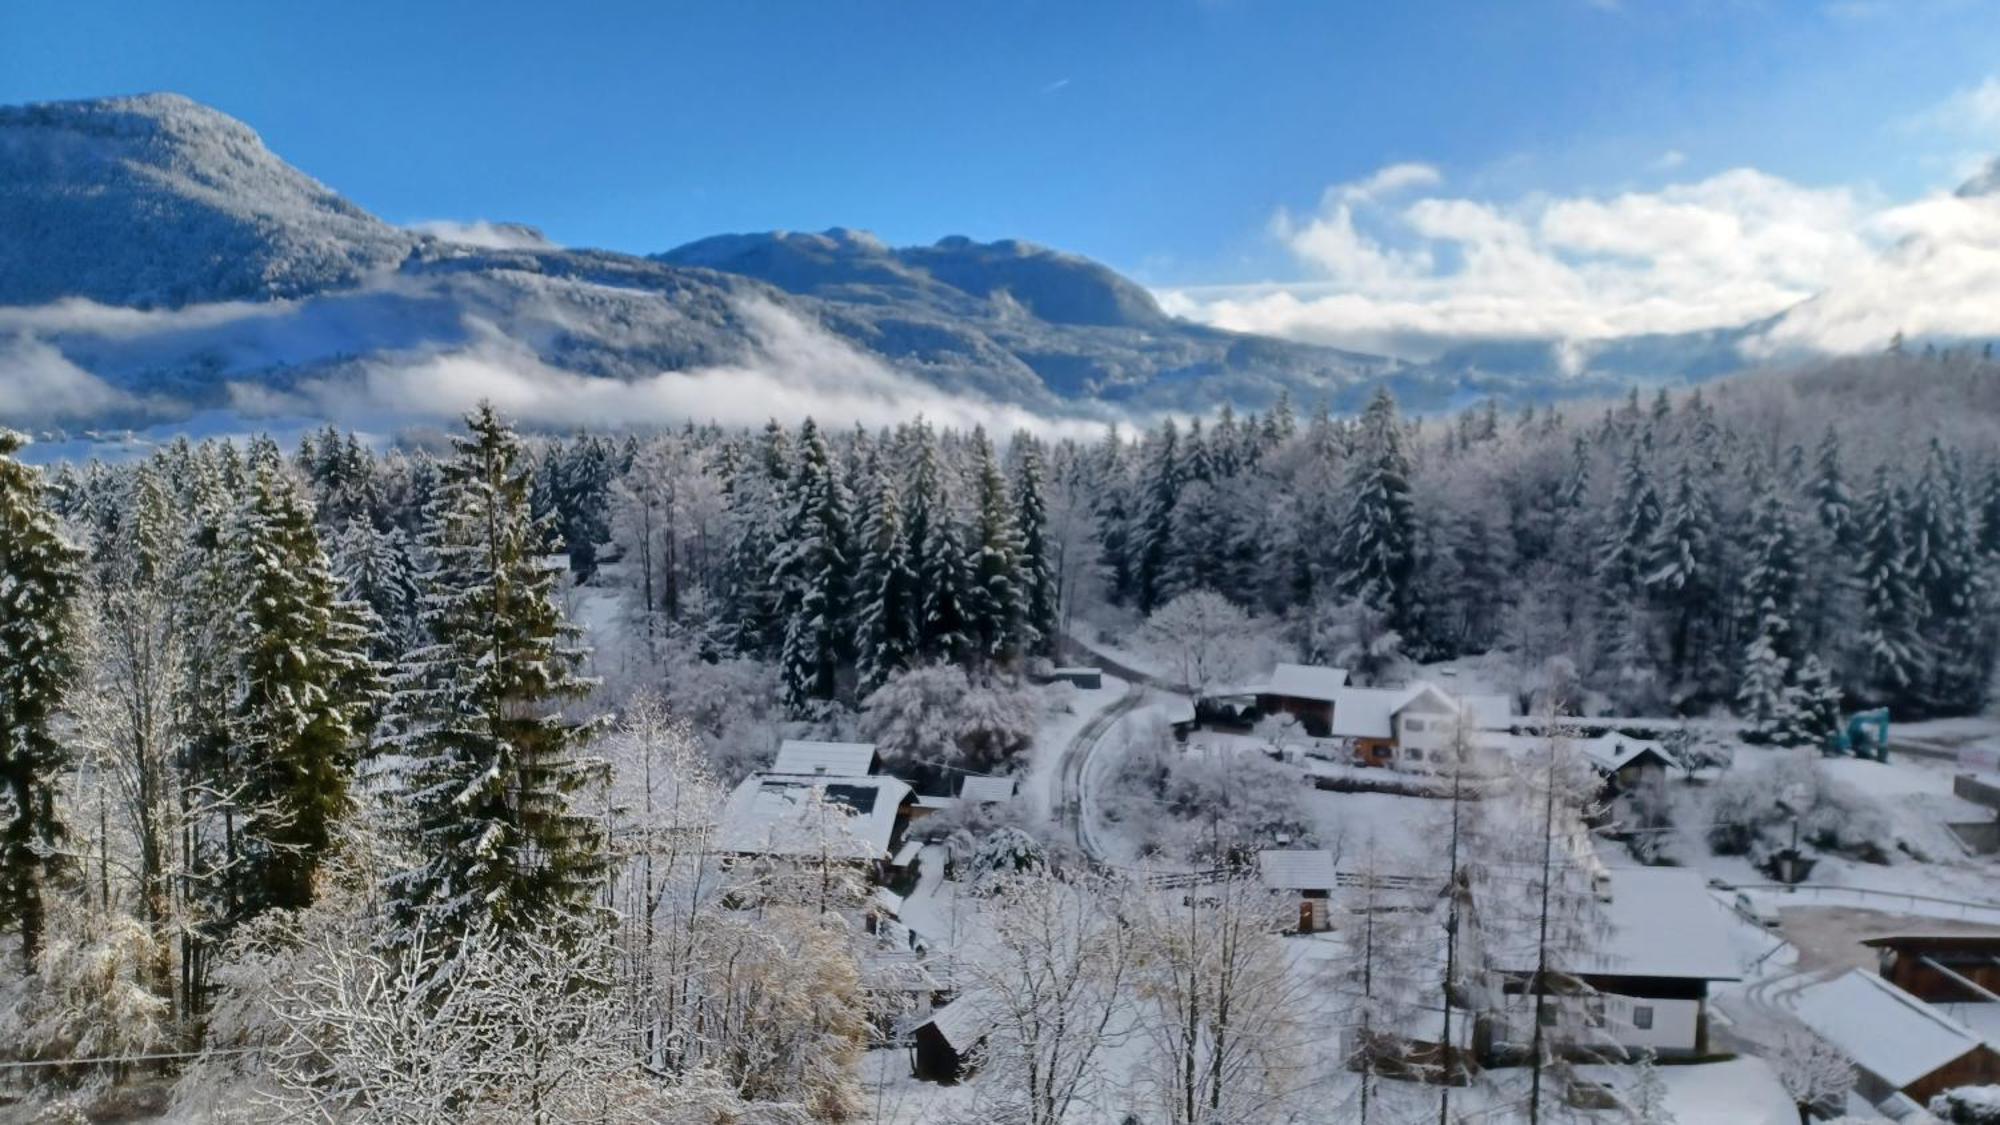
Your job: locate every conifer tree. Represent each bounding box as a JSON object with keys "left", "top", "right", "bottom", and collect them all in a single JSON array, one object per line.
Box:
[
  {"left": 0, "top": 431, "right": 84, "bottom": 969},
  {"left": 384, "top": 405, "right": 608, "bottom": 944},
  {"left": 965, "top": 428, "right": 1025, "bottom": 664},
  {"left": 1334, "top": 388, "right": 1418, "bottom": 634},
  {"left": 1091, "top": 429, "right": 1135, "bottom": 605},
  {"left": 228, "top": 462, "right": 380, "bottom": 916},
  {"left": 1906, "top": 441, "right": 1990, "bottom": 710},
  {"left": 775, "top": 419, "right": 852, "bottom": 711},
  {"left": 1012, "top": 437, "right": 1059, "bottom": 657},
  {"left": 854, "top": 458, "right": 917, "bottom": 692},
  {"left": 919, "top": 477, "right": 974, "bottom": 665},
  {"left": 1646, "top": 457, "right": 1718, "bottom": 692},
  {"left": 1132, "top": 419, "right": 1181, "bottom": 613},
  {"left": 723, "top": 423, "right": 791, "bottom": 657},
  {"left": 1856, "top": 468, "right": 1925, "bottom": 703}
]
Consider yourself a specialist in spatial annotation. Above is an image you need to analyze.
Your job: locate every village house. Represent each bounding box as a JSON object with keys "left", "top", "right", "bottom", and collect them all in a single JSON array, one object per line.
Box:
[
  {"left": 715, "top": 772, "right": 916, "bottom": 880},
  {"left": 909, "top": 989, "right": 997, "bottom": 1083},
  {"left": 1328, "top": 682, "right": 1514, "bottom": 770},
  {"left": 1791, "top": 967, "right": 2000, "bottom": 1109},
  {"left": 1252, "top": 662, "right": 1350, "bottom": 736},
  {"left": 1480, "top": 865, "right": 1739, "bottom": 1061}
]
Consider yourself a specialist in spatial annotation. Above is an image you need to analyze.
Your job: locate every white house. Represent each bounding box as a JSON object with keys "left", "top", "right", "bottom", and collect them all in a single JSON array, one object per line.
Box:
[
  {"left": 1330, "top": 682, "right": 1515, "bottom": 770},
  {"left": 1483, "top": 865, "right": 1739, "bottom": 1059}
]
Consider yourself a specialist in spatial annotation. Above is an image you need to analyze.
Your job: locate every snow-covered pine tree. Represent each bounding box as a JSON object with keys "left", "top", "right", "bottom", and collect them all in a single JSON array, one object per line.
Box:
[
  {"left": 331, "top": 517, "right": 423, "bottom": 665},
  {"left": 774, "top": 418, "right": 852, "bottom": 712},
  {"left": 228, "top": 461, "right": 381, "bottom": 917},
  {"left": 854, "top": 456, "right": 917, "bottom": 693},
  {"left": 965, "top": 427, "right": 1025, "bottom": 665},
  {"left": 1090, "top": 427, "right": 1135, "bottom": 605},
  {"left": 1646, "top": 457, "right": 1719, "bottom": 696},
  {"left": 722, "top": 422, "right": 791, "bottom": 657},
  {"left": 1906, "top": 440, "right": 1991, "bottom": 711},
  {"left": 1334, "top": 387, "right": 1419, "bottom": 635},
  {"left": 1856, "top": 466, "right": 1925, "bottom": 703},
  {"left": 1011, "top": 436, "right": 1059, "bottom": 657},
  {"left": 1773, "top": 654, "right": 1844, "bottom": 749},
  {"left": 384, "top": 404, "right": 609, "bottom": 945},
  {"left": 919, "top": 477, "right": 975, "bottom": 666},
  {"left": 1738, "top": 468, "right": 1810, "bottom": 738},
  {"left": 0, "top": 430, "right": 85, "bottom": 968},
  {"left": 1131, "top": 418, "right": 1181, "bottom": 613}
]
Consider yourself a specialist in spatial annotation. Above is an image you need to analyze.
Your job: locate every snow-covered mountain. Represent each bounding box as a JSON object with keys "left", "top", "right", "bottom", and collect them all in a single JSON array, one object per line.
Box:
[
  {"left": 0, "top": 93, "right": 1422, "bottom": 433},
  {"left": 0, "top": 93, "right": 420, "bottom": 308}
]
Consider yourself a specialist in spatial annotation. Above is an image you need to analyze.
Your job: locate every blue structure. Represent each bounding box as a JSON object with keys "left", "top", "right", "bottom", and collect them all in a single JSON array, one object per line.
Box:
[{"left": 1824, "top": 708, "right": 1890, "bottom": 762}]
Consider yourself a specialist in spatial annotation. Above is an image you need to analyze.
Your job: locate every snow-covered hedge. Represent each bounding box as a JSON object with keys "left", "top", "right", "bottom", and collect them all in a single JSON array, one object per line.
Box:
[{"left": 1933, "top": 1086, "right": 2000, "bottom": 1124}]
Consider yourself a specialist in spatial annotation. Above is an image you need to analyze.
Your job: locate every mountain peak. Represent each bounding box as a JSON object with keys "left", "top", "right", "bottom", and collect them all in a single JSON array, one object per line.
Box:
[{"left": 0, "top": 92, "right": 416, "bottom": 308}]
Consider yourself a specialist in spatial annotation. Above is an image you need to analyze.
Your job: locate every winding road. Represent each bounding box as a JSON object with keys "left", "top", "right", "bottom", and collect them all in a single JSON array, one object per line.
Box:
[{"left": 1054, "top": 639, "right": 1170, "bottom": 861}]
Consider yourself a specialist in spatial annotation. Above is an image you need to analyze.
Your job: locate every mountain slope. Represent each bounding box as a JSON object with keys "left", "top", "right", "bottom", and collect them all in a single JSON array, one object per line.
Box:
[{"left": 0, "top": 93, "right": 421, "bottom": 308}]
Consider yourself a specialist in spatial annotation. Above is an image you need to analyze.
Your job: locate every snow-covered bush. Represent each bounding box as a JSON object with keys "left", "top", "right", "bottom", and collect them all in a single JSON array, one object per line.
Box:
[
  {"left": 1106, "top": 722, "right": 1315, "bottom": 863},
  {"left": 966, "top": 826, "right": 1049, "bottom": 884},
  {"left": 1933, "top": 1086, "right": 2000, "bottom": 1123},
  {"left": 1706, "top": 750, "right": 1892, "bottom": 863},
  {"left": 861, "top": 663, "right": 1039, "bottom": 774},
  {"left": 0, "top": 913, "right": 171, "bottom": 1071}
]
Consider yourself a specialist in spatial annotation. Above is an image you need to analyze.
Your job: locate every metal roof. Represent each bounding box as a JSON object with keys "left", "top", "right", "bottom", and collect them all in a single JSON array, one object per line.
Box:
[{"left": 771, "top": 739, "right": 879, "bottom": 778}]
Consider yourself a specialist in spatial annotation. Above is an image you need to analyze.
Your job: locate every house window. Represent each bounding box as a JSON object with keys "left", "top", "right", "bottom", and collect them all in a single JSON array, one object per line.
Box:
[
  {"left": 1408, "top": 748, "right": 1424, "bottom": 761},
  {"left": 1632, "top": 1006, "right": 1654, "bottom": 1030},
  {"left": 1586, "top": 998, "right": 1606, "bottom": 1028},
  {"left": 1538, "top": 1004, "right": 1558, "bottom": 1027},
  {"left": 1405, "top": 719, "right": 1426, "bottom": 732}
]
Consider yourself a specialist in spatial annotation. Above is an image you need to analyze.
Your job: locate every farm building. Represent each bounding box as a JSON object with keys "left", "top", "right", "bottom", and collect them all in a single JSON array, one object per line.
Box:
[
  {"left": 1863, "top": 933, "right": 2000, "bottom": 1003},
  {"left": 1253, "top": 662, "right": 1350, "bottom": 735},
  {"left": 771, "top": 739, "right": 880, "bottom": 778},
  {"left": 909, "top": 990, "right": 997, "bottom": 1083},
  {"left": 1791, "top": 968, "right": 2000, "bottom": 1107},
  {"left": 1481, "top": 866, "right": 1738, "bottom": 1060},
  {"left": 1257, "top": 848, "right": 1340, "bottom": 933}
]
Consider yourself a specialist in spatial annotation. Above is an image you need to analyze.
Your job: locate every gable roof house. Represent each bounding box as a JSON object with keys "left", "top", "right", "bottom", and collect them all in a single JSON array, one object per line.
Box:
[
  {"left": 1791, "top": 968, "right": 2000, "bottom": 1107},
  {"left": 1480, "top": 865, "right": 1740, "bottom": 1060},
  {"left": 1252, "top": 662, "right": 1350, "bottom": 735},
  {"left": 1330, "top": 682, "right": 1515, "bottom": 770}
]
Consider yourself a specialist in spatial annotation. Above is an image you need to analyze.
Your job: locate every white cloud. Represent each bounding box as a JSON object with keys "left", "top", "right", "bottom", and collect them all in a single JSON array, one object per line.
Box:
[
  {"left": 1910, "top": 75, "right": 2000, "bottom": 137},
  {"left": 1161, "top": 159, "right": 2000, "bottom": 360},
  {"left": 1653, "top": 149, "right": 1687, "bottom": 171},
  {"left": 0, "top": 336, "right": 170, "bottom": 423},
  {"left": 244, "top": 298, "right": 1109, "bottom": 441},
  {"left": 407, "top": 220, "right": 558, "bottom": 251}
]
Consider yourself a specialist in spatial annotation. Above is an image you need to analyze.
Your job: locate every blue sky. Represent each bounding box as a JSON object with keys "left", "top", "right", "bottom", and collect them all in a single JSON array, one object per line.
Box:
[{"left": 3, "top": 0, "right": 1997, "bottom": 296}]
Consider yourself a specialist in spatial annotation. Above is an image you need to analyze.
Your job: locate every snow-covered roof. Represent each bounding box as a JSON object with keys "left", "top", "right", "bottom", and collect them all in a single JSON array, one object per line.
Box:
[
  {"left": 890, "top": 839, "right": 923, "bottom": 867},
  {"left": 1258, "top": 849, "right": 1339, "bottom": 892},
  {"left": 959, "top": 775, "right": 1018, "bottom": 804},
  {"left": 1581, "top": 738, "right": 1671, "bottom": 775},
  {"left": 771, "top": 739, "right": 879, "bottom": 778},
  {"left": 1488, "top": 866, "right": 1738, "bottom": 982},
  {"left": 1263, "top": 662, "right": 1350, "bottom": 701},
  {"left": 914, "top": 794, "right": 957, "bottom": 810},
  {"left": 922, "top": 990, "right": 999, "bottom": 1053},
  {"left": 1163, "top": 697, "right": 1197, "bottom": 725},
  {"left": 716, "top": 773, "right": 912, "bottom": 860},
  {"left": 1327, "top": 683, "right": 1461, "bottom": 739},
  {"left": 1792, "top": 969, "right": 1987, "bottom": 1088}
]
